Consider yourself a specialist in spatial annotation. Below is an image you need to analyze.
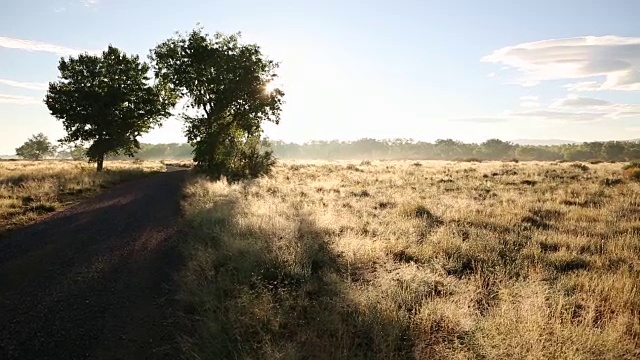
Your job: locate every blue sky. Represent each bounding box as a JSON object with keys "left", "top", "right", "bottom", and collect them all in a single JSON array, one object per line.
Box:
[{"left": 1, "top": 0, "right": 640, "bottom": 154}]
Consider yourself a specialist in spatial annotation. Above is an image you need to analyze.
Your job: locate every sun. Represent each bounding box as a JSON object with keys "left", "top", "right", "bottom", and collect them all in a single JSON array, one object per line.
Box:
[{"left": 264, "top": 81, "right": 278, "bottom": 93}]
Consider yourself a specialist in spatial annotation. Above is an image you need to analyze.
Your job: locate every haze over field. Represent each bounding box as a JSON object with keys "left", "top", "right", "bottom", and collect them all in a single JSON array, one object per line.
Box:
[{"left": 2, "top": 0, "right": 640, "bottom": 154}]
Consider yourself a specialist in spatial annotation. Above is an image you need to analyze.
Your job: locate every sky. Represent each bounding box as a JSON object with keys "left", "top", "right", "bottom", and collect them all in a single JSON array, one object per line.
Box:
[{"left": 1, "top": 0, "right": 640, "bottom": 154}]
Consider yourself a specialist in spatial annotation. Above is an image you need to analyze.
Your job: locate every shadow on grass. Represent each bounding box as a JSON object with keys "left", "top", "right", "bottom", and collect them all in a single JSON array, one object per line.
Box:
[{"left": 179, "top": 191, "right": 415, "bottom": 359}]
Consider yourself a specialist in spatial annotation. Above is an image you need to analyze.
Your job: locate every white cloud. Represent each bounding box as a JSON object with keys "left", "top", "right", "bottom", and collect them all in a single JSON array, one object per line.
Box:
[
  {"left": 482, "top": 36, "right": 640, "bottom": 90},
  {"left": 82, "top": 0, "right": 100, "bottom": 7},
  {"left": 450, "top": 117, "right": 507, "bottom": 123},
  {"left": 518, "top": 96, "right": 540, "bottom": 108},
  {"left": 564, "top": 81, "right": 601, "bottom": 91},
  {"left": 0, "top": 94, "right": 41, "bottom": 105},
  {"left": 0, "top": 79, "right": 48, "bottom": 91},
  {"left": 54, "top": 7, "right": 66, "bottom": 13},
  {"left": 487, "top": 72, "right": 496, "bottom": 78},
  {"left": 550, "top": 94, "right": 612, "bottom": 108},
  {"left": 520, "top": 101, "right": 540, "bottom": 108},
  {"left": 0, "top": 36, "right": 97, "bottom": 56},
  {"left": 509, "top": 109, "right": 608, "bottom": 123},
  {"left": 454, "top": 96, "right": 640, "bottom": 124}
]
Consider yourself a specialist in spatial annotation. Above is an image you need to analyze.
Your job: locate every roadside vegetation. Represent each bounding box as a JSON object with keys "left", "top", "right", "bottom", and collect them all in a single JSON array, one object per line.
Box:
[
  {"left": 0, "top": 160, "right": 165, "bottom": 232},
  {"left": 179, "top": 160, "right": 640, "bottom": 359}
]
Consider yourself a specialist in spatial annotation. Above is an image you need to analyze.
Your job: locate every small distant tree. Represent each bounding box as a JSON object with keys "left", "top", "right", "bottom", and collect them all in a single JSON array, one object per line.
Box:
[
  {"left": 602, "top": 141, "right": 626, "bottom": 162},
  {"left": 150, "top": 27, "right": 284, "bottom": 180},
  {"left": 477, "top": 139, "right": 516, "bottom": 160},
  {"left": 44, "top": 45, "right": 175, "bottom": 171},
  {"left": 69, "top": 144, "right": 88, "bottom": 161},
  {"left": 15, "top": 133, "right": 55, "bottom": 160},
  {"left": 434, "top": 139, "right": 463, "bottom": 159},
  {"left": 563, "top": 147, "right": 594, "bottom": 161}
]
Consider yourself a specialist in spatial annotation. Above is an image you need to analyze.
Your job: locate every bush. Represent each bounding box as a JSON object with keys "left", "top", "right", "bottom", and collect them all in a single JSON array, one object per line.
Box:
[
  {"left": 455, "top": 157, "right": 482, "bottom": 163},
  {"left": 623, "top": 168, "right": 640, "bottom": 181},
  {"left": 570, "top": 163, "right": 589, "bottom": 171},
  {"left": 621, "top": 161, "right": 640, "bottom": 170}
]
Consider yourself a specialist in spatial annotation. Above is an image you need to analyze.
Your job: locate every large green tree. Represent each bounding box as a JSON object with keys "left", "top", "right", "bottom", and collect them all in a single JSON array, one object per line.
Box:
[
  {"left": 15, "top": 133, "right": 56, "bottom": 160},
  {"left": 44, "top": 45, "right": 174, "bottom": 171},
  {"left": 150, "top": 27, "right": 284, "bottom": 180}
]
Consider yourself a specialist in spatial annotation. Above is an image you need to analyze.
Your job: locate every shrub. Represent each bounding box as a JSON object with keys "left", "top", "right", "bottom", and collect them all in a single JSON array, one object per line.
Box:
[
  {"left": 456, "top": 157, "right": 482, "bottom": 163},
  {"left": 622, "top": 162, "right": 640, "bottom": 181},
  {"left": 622, "top": 161, "right": 640, "bottom": 170},
  {"left": 623, "top": 168, "right": 640, "bottom": 181},
  {"left": 570, "top": 163, "right": 589, "bottom": 171}
]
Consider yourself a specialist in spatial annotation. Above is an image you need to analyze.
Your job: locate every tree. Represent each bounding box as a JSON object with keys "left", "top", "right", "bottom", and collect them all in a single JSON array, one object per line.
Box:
[
  {"left": 477, "top": 139, "right": 516, "bottom": 160},
  {"left": 602, "top": 141, "right": 626, "bottom": 161},
  {"left": 150, "top": 27, "right": 284, "bottom": 180},
  {"left": 44, "top": 45, "right": 174, "bottom": 171},
  {"left": 435, "top": 139, "right": 463, "bottom": 159},
  {"left": 563, "top": 147, "right": 593, "bottom": 161},
  {"left": 15, "top": 133, "right": 55, "bottom": 160},
  {"left": 515, "top": 146, "right": 562, "bottom": 161},
  {"left": 68, "top": 144, "right": 88, "bottom": 161}
]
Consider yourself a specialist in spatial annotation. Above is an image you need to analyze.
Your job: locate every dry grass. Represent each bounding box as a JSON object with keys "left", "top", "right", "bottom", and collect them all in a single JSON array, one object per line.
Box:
[
  {"left": 179, "top": 160, "right": 640, "bottom": 359},
  {"left": 0, "top": 160, "right": 165, "bottom": 231}
]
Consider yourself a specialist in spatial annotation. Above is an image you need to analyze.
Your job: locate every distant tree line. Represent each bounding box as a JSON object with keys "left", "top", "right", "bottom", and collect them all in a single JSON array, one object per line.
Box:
[
  {"left": 98, "top": 138, "right": 640, "bottom": 162},
  {"left": 268, "top": 138, "right": 640, "bottom": 162},
  {"left": 17, "top": 136, "right": 640, "bottom": 162}
]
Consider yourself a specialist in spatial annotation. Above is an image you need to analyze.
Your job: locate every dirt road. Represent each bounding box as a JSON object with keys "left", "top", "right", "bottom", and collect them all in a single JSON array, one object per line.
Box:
[{"left": 0, "top": 169, "right": 187, "bottom": 359}]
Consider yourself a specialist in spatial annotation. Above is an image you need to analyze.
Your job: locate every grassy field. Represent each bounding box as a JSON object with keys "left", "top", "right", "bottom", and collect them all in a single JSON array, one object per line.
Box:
[
  {"left": 179, "top": 160, "right": 640, "bottom": 359},
  {"left": 0, "top": 160, "right": 165, "bottom": 232}
]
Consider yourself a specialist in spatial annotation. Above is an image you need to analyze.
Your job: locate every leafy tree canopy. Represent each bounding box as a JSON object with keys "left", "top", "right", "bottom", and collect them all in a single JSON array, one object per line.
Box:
[
  {"left": 15, "top": 133, "right": 56, "bottom": 160},
  {"left": 45, "top": 45, "right": 175, "bottom": 171},
  {"left": 150, "top": 27, "right": 284, "bottom": 180}
]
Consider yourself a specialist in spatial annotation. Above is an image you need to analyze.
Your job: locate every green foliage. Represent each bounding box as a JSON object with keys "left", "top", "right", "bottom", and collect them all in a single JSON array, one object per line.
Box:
[
  {"left": 15, "top": 133, "right": 55, "bottom": 160},
  {"left": 44, "top": 45, "right": 174, "bottom": 171},
  {"left": 602, "top": 141, "right": 626, "bottom": 161},
  {"left": 69, "top": 145, "right": 87, "bottom": 161},
  {"left": 150, "top": 27, "right": 284, "bottom": 180},
  {"left": 515, "top": 146, "right": 562, "bottom": 161},
  {"left": 476, "top": 139, "right": 516, "bottom": 160}
]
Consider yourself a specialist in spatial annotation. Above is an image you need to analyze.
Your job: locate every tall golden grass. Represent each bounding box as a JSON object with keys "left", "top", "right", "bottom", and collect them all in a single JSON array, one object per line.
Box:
[{"left": 179, "top": 160, "right": 640, "bottom": 359}]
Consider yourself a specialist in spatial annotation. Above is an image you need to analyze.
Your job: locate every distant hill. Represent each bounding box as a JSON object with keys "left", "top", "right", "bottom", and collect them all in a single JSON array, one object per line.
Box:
[{"left": 511, "top": 139, "right": 578, "bottom": 146}]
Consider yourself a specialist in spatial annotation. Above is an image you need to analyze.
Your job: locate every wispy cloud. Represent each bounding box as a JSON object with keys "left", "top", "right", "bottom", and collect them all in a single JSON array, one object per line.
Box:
[
  {"left": 519, "top": 95, "right": 540, "bottom": 108},
  {"left": 0, "top": 36, "right": 97, "bottom": 56},
  {"left": 82, "top": 0, "right": 100, "bottom": 7},
  {"left": 0, "top": 79, "right": 48, "bottom": 91},
  {"left": 508, "top": 109, "right": 608, "bottom": 123},
  {"left": 0, "top": 94, "right": 41, "bottom": 105},
  {"left": 449, "top": 117, "right": 508, "bottom": 123},
  {"left": 483, "top": 36, "right": 640, "bottom": 91},
  {"left": 455, "top": 94, "right": 640, "bottom": 124},
  {"left": 550, "top": 94, "right": 612, "bottom": 108}
]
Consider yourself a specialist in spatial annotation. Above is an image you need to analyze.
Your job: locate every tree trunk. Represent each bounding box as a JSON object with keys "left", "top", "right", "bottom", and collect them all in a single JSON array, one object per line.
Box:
[{"left": 96, "top": 154, "right": 104, "bottom": 172}]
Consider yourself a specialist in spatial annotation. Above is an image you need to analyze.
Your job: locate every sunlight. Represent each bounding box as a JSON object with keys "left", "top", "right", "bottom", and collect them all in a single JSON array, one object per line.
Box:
[{"left": 264, "top": 81, "right": 278, "bottom": 93}]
